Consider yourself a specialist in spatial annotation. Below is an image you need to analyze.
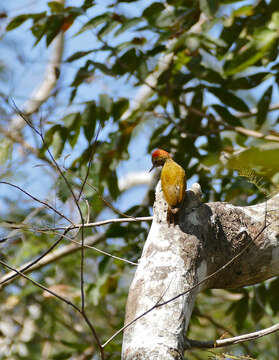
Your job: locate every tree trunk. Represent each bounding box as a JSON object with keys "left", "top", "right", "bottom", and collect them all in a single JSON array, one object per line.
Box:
[{"left": 122, "top": 182, "right": 279, "bottom": 359}]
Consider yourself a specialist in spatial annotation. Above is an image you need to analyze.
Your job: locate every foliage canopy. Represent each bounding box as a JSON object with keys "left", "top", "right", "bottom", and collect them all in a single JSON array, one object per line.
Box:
[{"left": 1, "top": 0, "right": 279, "bottom": 358}]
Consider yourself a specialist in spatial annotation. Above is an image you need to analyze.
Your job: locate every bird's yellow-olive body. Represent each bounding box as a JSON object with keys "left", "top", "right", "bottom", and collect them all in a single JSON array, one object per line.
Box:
[
  {"left": 161, "top": 157, "right": 186, "bottom": 214},
  {"left": 150, "top": 149, "right": 186, "bottom": 224}
]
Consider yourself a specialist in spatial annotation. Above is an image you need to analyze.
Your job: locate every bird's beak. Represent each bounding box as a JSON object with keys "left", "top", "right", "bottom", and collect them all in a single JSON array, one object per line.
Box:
[{"left": 149, "top": 164, "right": 155, "bottom": 172}]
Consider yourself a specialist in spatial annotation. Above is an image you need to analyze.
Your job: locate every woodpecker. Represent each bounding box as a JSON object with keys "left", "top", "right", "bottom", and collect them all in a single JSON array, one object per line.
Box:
[{"left": 149, "top": 149, "right": 186, "bottom": 225}]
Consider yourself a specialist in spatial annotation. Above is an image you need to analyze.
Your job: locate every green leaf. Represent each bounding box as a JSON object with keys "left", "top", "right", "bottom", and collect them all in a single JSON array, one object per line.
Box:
[
  {"left": 155, "top": 8, "right": 176, "bottom": 28},
  {"left": 82, "top": 0, "right": 95, "bottom": 11},
  {"left": 114, "top": 17, "right": 142, "bottom": 37},
  {"left": 98, "top": 20, "right": 119, "bottom": 38},
  {"left": 0, "top": 139, "right": 12, "bottom": 164},
  {"left": 142, "top": 2, "right": 165, "bottom": 25},
  {"left": 31, "top": 19, "right": 48, "bottom": 45},
  {"left": 208, "top": 87, "right": 249, "bottom": 112},
  {"left": 44, "top": 124, "right": 61, "bottom": 145},
  {"left": 112, "top": 98, "right": 129, "bottom": 121},
  {"left": 64, "top": 6, "right": 84, "bottom": 16},
  {"left": 69, "top": 87, "right": 77, "bottom": 103},
  {"left": 256, "top": 85, "right": 273, "bottom": 127},
  {"left": 269, "top": 11, "right": 279, "bottom": 30},
  {"left": 224, "top": 28, "right": 277, "bottom": 75},
  {"left": 76, "top": 13, "right": 111, "bottom": 35},
  {"left": 226, "top": 72, "right": 269, "bottom": 90},
  {"left": 233, "top": 294, "right": 249, "bottom": 331},
  {"left": 112, "top": 48, "right": 140, "bottom": 75},
  {"left": 107, "top": 169, "right": 120, "bottom": 200},
  {"left": 51, "top": 127, "right": 68, "bottom": 158},
  {"left": 149, "top": 123, "right": 170, "bottom": 151},
  {"left": 71, "top": 61, "right": 93, "bottom": 87},
  {"left": 44, "top": 124, "right": 67, "bottom": 158},
  {"left": 251, "top": 286, "right": 266, "bottom": 323},
  {"left": 48, "top": 1, "right": 64, "bottom": 13},
  {"left": 192, "top": 64, "right": 224, "bottom": 84},
  {"left": 269, "top": 277, "right": 279, "bottom": 314},
  {"left": 227, "top": 144, "right": 279, "bottom": 177},
  {"left": 199, "top": 0, "right": 219, "bottom": 17},
  {"left": 6, "top": 15, "right": 30, "bottom": 30},
  {"left": 100, "top": 275, "right": 118, "bottom": 296},
  {"left": 69, "top": 131, "right": 79, "bottom": 148},
  {"left": 52, "top": 351, "right": 72, "bottom": 360},
  {"left": 68, "top": 114, "right": 81, "bottom": 148},
  {"left": 63, "top": 113, "right": 79, "bottom": 129},
  {"left": 82, "top": 102, "right": 97, "bottom": 142},
  {"left": 66, "top": 50, "right": 95, "bottom": 62},
  {"left": 89, "top": 61, "right": 113, "bottom": 76},
  {"left": 56, "top": 178, "right": 72, "bottom": 203},
  {"left": 99, "top": 93, "right": 112, "bottom": 122},
  {"left": 46, "top": 15, "right": 64, "bottom": 46},
  {"left": 232, "top": 5, "right": 254, "bottom": 17},
  {"left": 106, "top": 223, "right": 128, "bottom": 238},
  {"left": 212, "top": 104, "right": 242, "bottom": 126},
  {"left": 220, "top": 18, "right": 245, "bottom": 54},
  {"left": 98, "top": 256, "right": 110, "bottom": 274},
  {"left": 60, "top": 341, "right": 88, "bottom": 351}
]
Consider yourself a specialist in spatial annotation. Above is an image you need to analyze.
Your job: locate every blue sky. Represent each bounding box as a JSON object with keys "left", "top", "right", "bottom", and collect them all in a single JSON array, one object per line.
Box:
[
  {"left": 0, "top": 0, "right": 155, "bottom": 221},
  {"left": 0, "top": 0, "right": 278, "bottom": 221}
]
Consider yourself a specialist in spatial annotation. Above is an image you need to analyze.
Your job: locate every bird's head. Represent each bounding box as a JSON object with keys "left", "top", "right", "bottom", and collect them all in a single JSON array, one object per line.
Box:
[{"left": 149, "top": 149, "right": 171, "bottom": 172}]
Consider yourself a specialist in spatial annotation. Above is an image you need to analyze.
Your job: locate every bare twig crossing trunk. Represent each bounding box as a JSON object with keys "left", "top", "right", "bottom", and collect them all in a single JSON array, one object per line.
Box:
[
  {"left": 122, "top": 182, "right": 279, "bottom": 358},
  {"left": 122, "top": 183, "right": 207, "bottom": 359}
]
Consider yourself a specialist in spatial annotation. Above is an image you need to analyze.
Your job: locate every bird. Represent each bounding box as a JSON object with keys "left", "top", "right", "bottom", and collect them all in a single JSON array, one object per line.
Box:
[{"left": 149, "top": 149, "right": 186, "bottom": 225}]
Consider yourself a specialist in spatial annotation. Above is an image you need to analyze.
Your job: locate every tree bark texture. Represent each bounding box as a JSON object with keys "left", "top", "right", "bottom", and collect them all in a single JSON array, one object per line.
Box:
[{"left": 122, "top": 182, "right": 279, "bottom": 359}]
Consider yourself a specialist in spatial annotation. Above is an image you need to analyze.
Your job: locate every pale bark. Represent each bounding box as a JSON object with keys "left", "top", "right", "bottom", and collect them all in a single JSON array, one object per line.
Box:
[
  {"left": 118, "top": 172, "right": 152, "bottom": 192},
  {"left": 122, "top": 182, "right": 279, "bottom": 359},
  {"left": 10, "top": 6, "right": 64, "bottom": 133}
]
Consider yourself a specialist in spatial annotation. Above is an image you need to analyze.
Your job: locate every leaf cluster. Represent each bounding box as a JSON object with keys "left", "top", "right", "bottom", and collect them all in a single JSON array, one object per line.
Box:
[{"left": 2, "top": 0, "right": 279, "bottom": 359}]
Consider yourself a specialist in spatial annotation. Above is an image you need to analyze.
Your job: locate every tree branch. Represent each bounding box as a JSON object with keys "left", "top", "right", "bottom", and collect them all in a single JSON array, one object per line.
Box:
[
  {"left": 0, "top": 258, "right": 104, "bottom": 360},
  {"left": 186, "top": 322, "right": 279, "bottom": 349},
  {"left": 10, "top": 18, "right": 64, "bottom": 132},
  {"left": 0, "top": 233, "right": 104, "bottom": 289},
  {"left": 184, "top": 105, "right": 279, "bottom": 143},
  {"left": 121, "top": 180, "right": 279, "bottom": 359},
  {"left": 1, "top": 216, "right": 152, "bottom": 234}
]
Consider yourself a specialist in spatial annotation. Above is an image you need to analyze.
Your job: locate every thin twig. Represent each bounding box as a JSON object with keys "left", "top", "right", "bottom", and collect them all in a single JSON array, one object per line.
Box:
[
  {"left": 0, "top": 227, "right": 71, "bottom": 286},
  {"left": 195, "top": 310, "right": 250, "bottom": 353},
  {"left": 156, "top": 224, "right": 268, "bottom": 309},
  {"left": 0, "top": 233, "right": 105, "bottom": 288},
  {"left": 68, "top": 216, "right": 152, "bottom": 229},
  {"left": 237, "top": 103, "right": 279, "bottom": 119},
  {"left": 12, "top": 104, "right": 103, "bottom": 358},
  {"left": 187, "top": 322, "right": 279, "bottom": 349},
  {"left": 102, "top": 221, "right": 269, "bottom": 348},
  {"left": 77, "top": 122, "right": 102, "bottom": 201},
  {"left": 0, "top": 259, "right": 105, "bottom": 360},
  {"left": 85, "top": 181, "right": 137, "bottom": 219},
  {"left": 65, "top": 167, "right": 137, "bottom": 220},
  {"left": 12, "top": 103, "right": 87, "bottom": 311},
  {"left": 0, "top": 258, "right": 80, "bottom": 310},
  {"left": 27, "top": 227, "right": 138, "bottom": 266},
  {"left": 0, "top": 181, "right": 73, "bottom": 225},
  {"left": 85, "top": 199, "right": 90, "bottom": 224},
  {"left": 184, "top": 104, "right": 279, "bottom": 143},
  {"left": 0, "top": 216, "right": 153, "bottom": 235}
]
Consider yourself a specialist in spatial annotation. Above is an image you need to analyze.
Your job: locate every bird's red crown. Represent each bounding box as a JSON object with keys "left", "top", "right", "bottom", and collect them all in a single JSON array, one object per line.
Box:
[{"left": 151, "top": 149, "right": 170, "bottom": 160}]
